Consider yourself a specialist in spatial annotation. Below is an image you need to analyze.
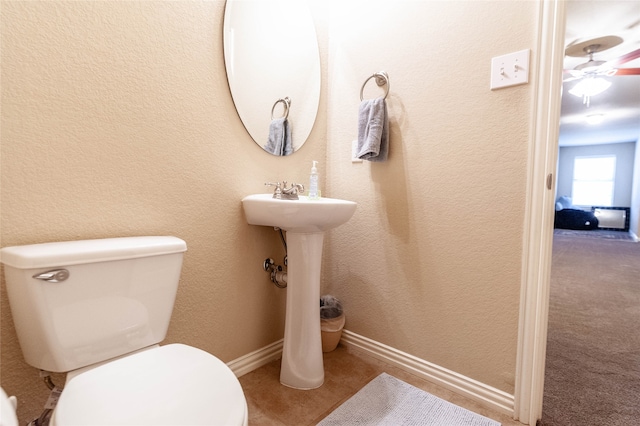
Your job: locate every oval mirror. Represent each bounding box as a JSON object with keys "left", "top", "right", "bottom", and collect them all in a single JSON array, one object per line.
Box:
[{"left": 223, "top": 0, "right": 321, "bottom": 156}]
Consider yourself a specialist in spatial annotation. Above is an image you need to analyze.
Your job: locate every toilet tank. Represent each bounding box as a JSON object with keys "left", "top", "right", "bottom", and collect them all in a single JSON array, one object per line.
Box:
[{"left": 0, "top": 236, "right": 187, "bottom": 373}]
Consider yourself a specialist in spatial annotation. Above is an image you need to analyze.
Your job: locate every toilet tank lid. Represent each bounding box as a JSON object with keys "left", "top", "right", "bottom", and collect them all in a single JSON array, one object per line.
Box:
[{"left": 0, "top": 236, "right": 187, "bottom": 269}]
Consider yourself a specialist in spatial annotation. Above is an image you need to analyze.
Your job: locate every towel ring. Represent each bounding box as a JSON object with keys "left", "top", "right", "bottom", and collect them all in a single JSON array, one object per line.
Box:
[
  {"left": 360, "top": 71, "right": 390, "bottom": 101},
  {"left": 271, "top": 97, "right": 291, "bottom": 120}
]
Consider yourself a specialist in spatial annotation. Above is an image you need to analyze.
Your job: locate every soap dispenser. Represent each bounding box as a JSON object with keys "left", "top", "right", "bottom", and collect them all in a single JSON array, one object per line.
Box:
[{"left": 308, "top": 161, "right": 320, "bottom": 199}]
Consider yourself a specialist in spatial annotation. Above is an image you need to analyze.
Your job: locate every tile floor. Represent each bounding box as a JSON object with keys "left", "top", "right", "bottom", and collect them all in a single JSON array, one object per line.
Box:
[{"left": 239, "top": 344, "right": 523, "bottom": 425}]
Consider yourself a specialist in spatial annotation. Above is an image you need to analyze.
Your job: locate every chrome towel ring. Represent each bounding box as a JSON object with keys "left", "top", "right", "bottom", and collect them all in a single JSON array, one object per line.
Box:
[
  {"left": 360, "top": 71, "right": 390, "bottom": 101},
  {"left": 271, "top": 97, "right": 291, "bottom": 120}
]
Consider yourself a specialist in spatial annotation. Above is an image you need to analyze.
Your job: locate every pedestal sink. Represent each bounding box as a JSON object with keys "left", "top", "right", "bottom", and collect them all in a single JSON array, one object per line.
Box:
[{"left": 241, "top": 194, "right": 357, "bottom": 389}]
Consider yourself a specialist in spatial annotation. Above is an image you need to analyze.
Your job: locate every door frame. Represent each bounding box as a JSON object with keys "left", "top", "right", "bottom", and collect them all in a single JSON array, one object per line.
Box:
[{"left": 514, "top": 0, "right": 566, "bottom": 424}]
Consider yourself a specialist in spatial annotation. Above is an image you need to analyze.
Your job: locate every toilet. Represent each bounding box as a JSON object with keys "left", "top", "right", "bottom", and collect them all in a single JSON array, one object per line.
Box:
[
  {"left": 0, "top": 236, "right": 247, "bottom": 425},
  {"left": 1, "top": 387, "right": 18, "bottom": 426}
]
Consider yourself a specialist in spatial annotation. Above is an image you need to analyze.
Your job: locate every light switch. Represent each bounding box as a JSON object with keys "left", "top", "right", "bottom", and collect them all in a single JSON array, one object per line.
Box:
[{"left": 490, "top": 49, "right": 530, "bottom": 90}]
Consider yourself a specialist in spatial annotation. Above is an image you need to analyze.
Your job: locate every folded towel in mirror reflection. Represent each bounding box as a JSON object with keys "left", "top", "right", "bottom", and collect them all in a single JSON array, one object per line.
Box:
[
  {"left": 264, "top": 117, "right": 293, "bottom": 156},
  {"left": 356, "top": 98, "right": 388, "bottom": 162}
]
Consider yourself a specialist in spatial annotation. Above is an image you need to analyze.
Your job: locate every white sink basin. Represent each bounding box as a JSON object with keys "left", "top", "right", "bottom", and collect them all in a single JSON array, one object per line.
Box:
[{"left": 242, "top": 194, "right": 357, "bottom": 233}]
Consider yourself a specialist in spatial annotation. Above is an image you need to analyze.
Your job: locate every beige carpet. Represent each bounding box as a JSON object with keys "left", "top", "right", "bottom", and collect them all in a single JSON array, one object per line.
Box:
[{"left": 540, "top": 234, "right": 640, "bottom": 425}]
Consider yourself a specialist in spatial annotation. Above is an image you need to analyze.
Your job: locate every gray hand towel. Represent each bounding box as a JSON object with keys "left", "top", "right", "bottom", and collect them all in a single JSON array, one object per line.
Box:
[
  {"left": 356, "top": 98, "right": 388, "bottom": 162},
  {"left": 264, "top": 118, "right": 293, "bottom": 156}
]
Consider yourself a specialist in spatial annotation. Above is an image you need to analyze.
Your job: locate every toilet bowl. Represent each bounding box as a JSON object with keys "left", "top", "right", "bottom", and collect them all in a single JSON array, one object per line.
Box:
[
  {"left": 51, "top": 344, "right": 247, "bottom": 425},
  {"left": 1, "top": 388, "right": 18, "bottom": 426},
  {"left": 0, "top": 236, "right": 248, "bottom": 425}
]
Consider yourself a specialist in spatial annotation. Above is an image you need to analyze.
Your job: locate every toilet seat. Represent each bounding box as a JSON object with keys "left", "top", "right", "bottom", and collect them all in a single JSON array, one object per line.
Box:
[{"left": 52, "top": 344, "right": 247, "bottom": 426}]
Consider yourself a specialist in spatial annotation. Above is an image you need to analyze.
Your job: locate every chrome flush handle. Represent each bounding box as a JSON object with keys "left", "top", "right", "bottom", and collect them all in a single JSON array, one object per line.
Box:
[{"left": 33, "top": 269, "right": 70, "bottom": 283}]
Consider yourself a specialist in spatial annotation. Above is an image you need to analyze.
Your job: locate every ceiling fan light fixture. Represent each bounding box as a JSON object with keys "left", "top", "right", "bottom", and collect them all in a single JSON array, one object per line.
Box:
[{"left": 568, "top": 77, "right": 611, "bottom": 98}]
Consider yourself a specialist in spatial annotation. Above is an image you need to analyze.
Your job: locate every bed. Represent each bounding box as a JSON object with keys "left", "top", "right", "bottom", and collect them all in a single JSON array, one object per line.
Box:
[{"left": 554, "top": 196, "right": 599, "bottom": 230}]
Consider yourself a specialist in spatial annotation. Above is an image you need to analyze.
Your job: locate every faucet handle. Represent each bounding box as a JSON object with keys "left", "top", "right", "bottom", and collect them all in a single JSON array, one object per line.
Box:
[{"left": 265, "top": 182, "right": 283, "bottom": 199}]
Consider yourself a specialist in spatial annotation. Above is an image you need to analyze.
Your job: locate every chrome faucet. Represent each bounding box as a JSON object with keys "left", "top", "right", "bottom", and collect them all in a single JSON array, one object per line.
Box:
[{"left": 265, "top": 181, "right": 305, "bottom": 200}]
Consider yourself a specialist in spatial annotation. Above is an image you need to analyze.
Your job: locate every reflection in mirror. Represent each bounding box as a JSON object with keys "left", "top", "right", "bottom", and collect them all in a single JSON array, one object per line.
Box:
[
  {"left": 265, "top": 97, "right": 292, "bottom": 156},
  {"left": 223, "top": 0, "right": 321, "bottom": 156}
]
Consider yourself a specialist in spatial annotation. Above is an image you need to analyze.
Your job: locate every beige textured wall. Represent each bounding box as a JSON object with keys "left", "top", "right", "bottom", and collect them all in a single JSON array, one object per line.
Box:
[
  {"left": 322, "top": 0, "right": 537, "bottom": 393},
  {"left": 1, "top": 0, "right": 540, "bottom": 423},
  {"left": 1, "top": 1, "right": 326, "bottom": 423}
]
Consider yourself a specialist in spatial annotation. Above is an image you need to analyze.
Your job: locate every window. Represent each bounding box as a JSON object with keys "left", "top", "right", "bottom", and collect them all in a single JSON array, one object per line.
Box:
[{"left": 572, "top": 155, "right": 616, "bottom": 206}]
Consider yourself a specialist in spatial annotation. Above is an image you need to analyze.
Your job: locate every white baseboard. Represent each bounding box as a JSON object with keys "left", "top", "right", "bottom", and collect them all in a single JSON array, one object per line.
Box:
[
  {"left": 226, "top": 331, "right": 515, "bottom": 417},
  {"left": 227, "top": 339, "right": 283, "bottom": 378},
  {"left": 340, "top": 330, "right": 515, "bottom": 416}
]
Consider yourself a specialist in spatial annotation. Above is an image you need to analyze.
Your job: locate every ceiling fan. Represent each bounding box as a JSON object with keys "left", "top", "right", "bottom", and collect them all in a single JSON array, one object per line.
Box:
[
  {"left": 564, "top": 35, "right": 640, "bottom": 81},
  {"left": 563, "top": 35, "right": 640, "bottom": 106}
]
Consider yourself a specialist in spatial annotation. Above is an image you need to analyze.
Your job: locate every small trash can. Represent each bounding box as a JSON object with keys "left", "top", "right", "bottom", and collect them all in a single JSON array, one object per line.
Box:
[{"left": 320, "top": 295, "right": 345, "bottom": 352}]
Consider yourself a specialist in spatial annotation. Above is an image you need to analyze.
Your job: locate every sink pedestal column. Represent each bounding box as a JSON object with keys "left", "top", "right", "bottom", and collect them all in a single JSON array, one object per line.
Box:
[{"left": 280, "top": 232, "right": 325, "bottom": 389}]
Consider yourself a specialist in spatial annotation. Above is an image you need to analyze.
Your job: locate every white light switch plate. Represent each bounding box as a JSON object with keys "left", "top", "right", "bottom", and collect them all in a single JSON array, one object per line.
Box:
[{"left": 490, "top": 49, "right": 530, "bottom": 90}]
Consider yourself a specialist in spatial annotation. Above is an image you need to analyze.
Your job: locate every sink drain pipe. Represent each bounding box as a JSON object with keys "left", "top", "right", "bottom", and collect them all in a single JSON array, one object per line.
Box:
[
  {"left": 264, "top": 258, "right": 287, "bottom": 288},
  {"left": 264, "top": 227, "right": 288, "bottom": 288}
]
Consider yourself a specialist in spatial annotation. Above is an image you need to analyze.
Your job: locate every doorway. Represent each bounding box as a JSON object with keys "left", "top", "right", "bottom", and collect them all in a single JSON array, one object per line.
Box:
[
  {"left": 515, "top": 1, "right": 640, "bottom": 424},
  {"left": 542, "top": 1, "right": 640, "bottom": 424}
]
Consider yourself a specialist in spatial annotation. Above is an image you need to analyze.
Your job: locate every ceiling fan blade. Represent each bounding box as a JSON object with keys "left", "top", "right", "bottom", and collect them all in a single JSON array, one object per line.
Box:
[
  {"left": 606, "top": 48, "right": 640, "bottom": 68},
  {"left": 563, "top": 69, "right": 584, "bottom": 77},
  {"left": 562, "top": 76, "right": 581, "bottom": 82},
  {"left": 613, "top": 68, "right": 640, "bottom": 76}
]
